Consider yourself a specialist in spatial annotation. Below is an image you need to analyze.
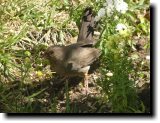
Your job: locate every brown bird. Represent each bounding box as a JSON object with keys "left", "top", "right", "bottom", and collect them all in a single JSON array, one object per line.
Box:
[{"left": 44, "top": 8, "right": 101, "bottom": 94}]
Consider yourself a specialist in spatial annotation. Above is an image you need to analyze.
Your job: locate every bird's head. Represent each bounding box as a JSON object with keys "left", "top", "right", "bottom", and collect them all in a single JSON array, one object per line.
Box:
[{"left": 43, "top": 45, "right": 64, "bottom": 61}]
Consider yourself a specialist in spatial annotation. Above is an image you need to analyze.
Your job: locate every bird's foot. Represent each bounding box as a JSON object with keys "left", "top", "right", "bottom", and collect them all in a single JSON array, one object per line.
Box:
[
  {"left": 82, "top": 88, "right": 99, "bottom": 95},
  {"left": 82, "top": 88, "right": 95, "bottom": 95},
  {"left": 82, "top": 88, "right": 89, "bottom": 95}
]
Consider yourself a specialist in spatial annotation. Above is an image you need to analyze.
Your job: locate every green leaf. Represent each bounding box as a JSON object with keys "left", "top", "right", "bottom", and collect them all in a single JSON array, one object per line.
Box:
[
  {"left": 27, "top": 88, "right": 48, "bottom": 99},
  {"left": 24, "top": 51, "right": 31, "bottom": 57}
]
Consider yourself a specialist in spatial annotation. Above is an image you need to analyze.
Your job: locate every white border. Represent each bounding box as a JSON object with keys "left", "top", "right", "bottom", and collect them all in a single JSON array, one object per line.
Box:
[{"left": 0, "top": 0, "right": 159, "bottom": 122}]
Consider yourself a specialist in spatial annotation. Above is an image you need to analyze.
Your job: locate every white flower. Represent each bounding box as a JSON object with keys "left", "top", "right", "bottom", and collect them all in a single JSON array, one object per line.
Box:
[
  {"left": 114, "top": 15, "right": 119, "bottom": 20},
  {"left": 106, "top": 72, "right": 113, "bottom": 76},
  {"left": 98, "top": 8, "right": 106, "bottom": 18},
  {"left": 146, "top": 55, "right": 150, "bottom": 60},
  {"left": 95, "top": 0, "right": 128, "bottom": 21},
  {"left": 106, "top": 6, "right": 114, "bottom": 16},
  {"left": 114, "top": 0, "right": 128, "bottom": 14},
  {"left": 94, "top": 16, "right": 101, "bottom": 21},
  {"left": 105, "top": 0, "right": 114, "bottom": 16},
  {"left": 105, "top": 0, "right": 114, "bottom": 6},
  {"left": 115, "top": 23, "right": 127, "bottom": 31},
  {"left": 94, "top": 8, "right": 106, "bottom": 21}
]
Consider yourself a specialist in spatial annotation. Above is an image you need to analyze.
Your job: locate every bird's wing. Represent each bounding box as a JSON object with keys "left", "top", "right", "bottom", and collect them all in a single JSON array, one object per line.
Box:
[
  {"left": 67, "top": 41, "right": 95, "bottom": 49},
  {"left": 65, "top": 47, "right": 101, "bottom": 71}
]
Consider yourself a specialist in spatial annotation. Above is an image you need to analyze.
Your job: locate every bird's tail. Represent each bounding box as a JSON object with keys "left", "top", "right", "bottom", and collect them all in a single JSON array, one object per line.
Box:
[{"left": 77, "top": 7, "right": 95, "bottom": 44}]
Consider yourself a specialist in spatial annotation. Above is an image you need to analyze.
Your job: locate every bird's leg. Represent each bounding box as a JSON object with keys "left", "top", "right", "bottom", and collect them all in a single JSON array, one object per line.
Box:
[
  {"left": 61, "top": 76, "right": 67, "bottom": 82},
  {"left": 84, "top": 73, "right": 89, "bottom": 95},
  {"left": 53, "top": 75, "right": 68, "bottom": 85}
]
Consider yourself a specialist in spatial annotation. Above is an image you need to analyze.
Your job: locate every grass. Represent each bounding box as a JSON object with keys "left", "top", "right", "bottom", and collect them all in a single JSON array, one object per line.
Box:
[{"left": 0, "top": 0, "right": 150, "bottom": 113}]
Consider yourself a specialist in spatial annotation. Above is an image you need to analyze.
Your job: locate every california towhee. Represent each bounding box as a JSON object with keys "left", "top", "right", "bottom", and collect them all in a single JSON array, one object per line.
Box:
[{"left": 44, "top": 7, "right": 101, "bottom": 94}]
